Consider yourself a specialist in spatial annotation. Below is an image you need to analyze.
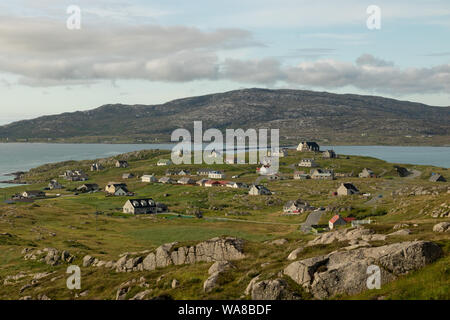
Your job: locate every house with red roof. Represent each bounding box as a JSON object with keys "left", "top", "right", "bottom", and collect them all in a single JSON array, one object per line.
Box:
[{"left": 328, "top": 215, "right": 355, "bottom": 230}]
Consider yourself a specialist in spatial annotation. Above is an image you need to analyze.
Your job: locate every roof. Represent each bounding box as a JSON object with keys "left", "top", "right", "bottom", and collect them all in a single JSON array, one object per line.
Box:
[
  {"left": 79, "top": 183, "right": 98, "bottom": 188},
  {"left": 429, "top": 174, "right": 445, "bottom": 182},
  {"left": 329, "top": 215, "right": 344, "bottom": 224},
  {"left": 126, "top": 199, "right": 155, "bottom": 208},
  {"left": 341, "top": 183, "right": 358, "bottom": 191},
  {"left": 107, "top": 182, "right": 127, "bottom": 187},
  {"left": 252, "top": 185, "right": 269, "bottom": 190},
  {"left": 205, "top": 180, "right": 220, "bottom": 184}
]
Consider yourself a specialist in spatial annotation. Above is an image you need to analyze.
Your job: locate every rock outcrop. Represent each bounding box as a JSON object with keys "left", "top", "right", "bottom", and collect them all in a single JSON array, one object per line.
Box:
[
  {"left": 287, "top": 247, "right": 304, "bottom": 261},
  {"left": 22, "top": 248, "right": 74, "bottom": 266},
  {"left": 433, "top": 222, "right": 450, "bottom": 233},
  {"left": 307, "top": 227, "right": 386, "bottom": 247},
  {"left": 284, "top": 241, "right": 442, "bottom": 299},
  {"left": 84, "top": 237, "right": 245, "bottom": 273},
  {"left": 250, "top": 279, "right": 301, "bottom": 300},
  {"left": 203, "top": 261, "right": 235, "bottom": 293}
]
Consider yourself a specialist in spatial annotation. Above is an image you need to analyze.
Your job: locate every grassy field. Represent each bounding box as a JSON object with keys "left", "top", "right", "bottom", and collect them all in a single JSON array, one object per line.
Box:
[{"left": 0, "top": 148, "right": 448, "bottom": 300}]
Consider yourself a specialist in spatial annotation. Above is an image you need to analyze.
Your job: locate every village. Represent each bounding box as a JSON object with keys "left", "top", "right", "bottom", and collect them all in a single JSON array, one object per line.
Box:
[{"left": 5, "top": 141, "right": 448, "bottom": 235}]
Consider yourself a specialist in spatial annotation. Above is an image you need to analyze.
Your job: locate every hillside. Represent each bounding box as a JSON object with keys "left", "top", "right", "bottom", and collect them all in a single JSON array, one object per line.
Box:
[
  {"left": 1, "top": 88, "right": 449, "bottom": 145},
  {"left": 0, "top": 148, "right": 449, "bottom": 300}
]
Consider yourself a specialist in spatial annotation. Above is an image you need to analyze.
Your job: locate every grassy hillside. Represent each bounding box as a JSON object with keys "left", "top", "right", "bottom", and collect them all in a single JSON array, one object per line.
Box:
[{"left": 0, "top": 148, "right": 448, "bottom": 300}]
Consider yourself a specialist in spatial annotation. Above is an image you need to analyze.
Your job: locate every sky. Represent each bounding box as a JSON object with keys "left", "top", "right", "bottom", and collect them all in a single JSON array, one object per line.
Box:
[{"left": 0, "top": 0, "right": 449, "bottom": 124}]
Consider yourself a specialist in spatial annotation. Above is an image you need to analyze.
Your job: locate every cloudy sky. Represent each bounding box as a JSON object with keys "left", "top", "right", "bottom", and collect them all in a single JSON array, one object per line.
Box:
[{"left": 0, "top": 0, "right": 449, "bottom": 124}]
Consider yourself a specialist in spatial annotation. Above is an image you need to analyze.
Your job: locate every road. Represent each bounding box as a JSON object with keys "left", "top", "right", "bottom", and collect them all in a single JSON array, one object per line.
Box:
[{"left": 300, "top": 208, "right": 326, "bottom": 233}]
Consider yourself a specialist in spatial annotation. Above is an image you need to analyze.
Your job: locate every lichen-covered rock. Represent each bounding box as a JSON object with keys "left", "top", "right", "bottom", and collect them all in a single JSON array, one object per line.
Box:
[{"left": 285, "top": 241, "right": 442, "bottom": 299}]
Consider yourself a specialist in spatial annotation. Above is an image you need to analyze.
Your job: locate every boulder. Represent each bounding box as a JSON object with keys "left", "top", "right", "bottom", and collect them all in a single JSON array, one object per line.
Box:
[
  {"left": 251, "top": 279, "right": 300, "bottom": 300},
  {"left": 82, "top": 255, "right": 95, "bottom": 267},
  {"left": 285, "top": 241, "right": 442, "bottom": 299},
  {"left": 208, "top": 261, "right": 234, "bottom": 275},
  {"left": 203, "top": 272, "right": 221, "bottom": 293},
  {"left": 287, "top": 247, "right": 304, "bottom": 261},
  {"left": 388, "top": 229, "right": 412, "bottom": 236},
  {"left": 203, "top": 261, "right": 235, "bottom": 293},
  {"left": 433, "top": 222, "right": 450, "bottom": 233},
  {"left": 270, "top": 239, "right": 288, "bottom": 245}
]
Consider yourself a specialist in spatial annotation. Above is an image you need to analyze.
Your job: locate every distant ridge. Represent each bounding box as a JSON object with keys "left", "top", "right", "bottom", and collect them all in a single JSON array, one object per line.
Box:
[{"left": 1, "top": 88, "right": 449, "bottom": 145}]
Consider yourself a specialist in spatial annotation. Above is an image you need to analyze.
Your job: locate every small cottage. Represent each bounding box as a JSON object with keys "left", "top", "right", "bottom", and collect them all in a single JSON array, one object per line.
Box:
[
  {"left": 298, "top": 159, "right": 317, "bottom": 167},
  {"left": 22, "top": 190, "right": 45, "bottom": 199},
  {"left": 297, "top": 141, "right": 320, "bottom": 152},
  {"left": 283, "top": 199, "right": 313, "bottom": 214},
  {"left": 159, "top": 177, "right": 174, "bottom": 184},
  {"left": 105, "top": 182, "right": 129, "bottom": 196},
  {"left": 115, "top": 160, "right": 129, "bottom": 168},
  {"left": 196, "top": 178, "right": 209, "bottom": 186},
  {"left": 359, "top": 168, "right": 376, "bottom": 178},
  {"left": 204, "top": 180, "right": 220, "bottom": 187},
  {"left": 122, "top": 173, "right": 135, "bottom": 179},
  {"left": 197, "top": 169, "right": 212, "bottom": 176},
  {"left": 329, "top": 215, "right": 348, "bottom": 229},
  {"left": 337, "top": 183, "right": 359, "bottom": 196},
  {"left": 77, "top": 183, "right": 99, "bottom": 193},
  {"left": 48, "top": 179, "right": 63, "bottom": 190},
  {"left": 208, "top": 171, "right": 225, "bottom": 179},
  {"left": 178, "top": 177, "right": 196, "bottom": 185},
  {"left": 310, "top": 169, "right": 334, "bottom": 180},
  {"left": 123, "top": 199, "right": 157, "bottom": 215},
  {"left": 157, "top": 159, "right": 172, "bottom": 166},
  {"left": 294, "top": 171, "right": 310, "bottom": 180},
  {"left": 322, "top": 150, "right": 337, "bottom": 159},
  {"left": 141, "top": 175, "right": 157, "bottom": 183},
  {"left": 91, "top": 163, "right": 104, "bottom": 171},
  {"left": 429, "top": 174, "right": 446, "bottom": 182},
  {"left": 249, "top": 185, "right": 272, "bottom": 196}
]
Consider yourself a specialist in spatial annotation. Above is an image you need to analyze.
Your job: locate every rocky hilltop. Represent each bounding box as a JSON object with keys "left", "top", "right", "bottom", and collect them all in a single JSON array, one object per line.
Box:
[{"left": 0, "top": 88, "right": 449, "bottom": 145}]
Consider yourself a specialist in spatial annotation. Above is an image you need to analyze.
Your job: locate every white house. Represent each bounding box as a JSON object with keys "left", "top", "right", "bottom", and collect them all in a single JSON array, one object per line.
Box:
[
  {"left": 141, "top": 175, "right": 157, "bottom": 183},
  {"left": 123, "top": 199, "right": 157, "bottom": 215},
  {"left": 157, "top": 159, "right": 172, "bottom": 166},
  {"left": 337, "top": 183, "right": 359, "bottom": 196},
  {"left": 298, "top": 159, "right": 317, "bottom": 167},
  {"left": 249, "top": 185, "right": 272, "bottom": 196},
  {"left": 208, "top": 171, "right": 225, "bottom": 179},
  {"left": 297, "top": 142, "right": 320, "bottom": 152}
]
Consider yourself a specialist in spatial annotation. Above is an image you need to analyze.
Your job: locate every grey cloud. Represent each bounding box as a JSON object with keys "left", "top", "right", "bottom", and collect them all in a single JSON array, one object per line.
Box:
[
  {"left": 221, "top": 54, "right": 450, "bottom": 94},
  {"left": 222, "top": 58, "right": 285, "bottom": 84},
  {"left": 356, "top": 54, "right": 394, "bottom": 67},
  {"left": 0, "top": 16, "right": 257, "bottom": 85}
]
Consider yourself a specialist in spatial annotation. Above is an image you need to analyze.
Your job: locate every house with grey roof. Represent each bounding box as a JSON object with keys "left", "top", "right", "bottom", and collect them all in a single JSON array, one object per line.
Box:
[
  {"left": 429, "top": 174, "right": 446, "bottom": 182},
  {"left": 297, "top": 141, "right": 320, "bottom": 152},
  {"left": 249, "top": 185, "right": 272, "bottom": 196}
]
